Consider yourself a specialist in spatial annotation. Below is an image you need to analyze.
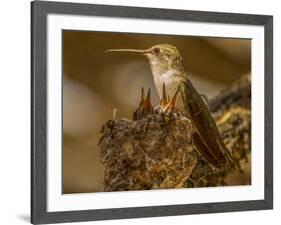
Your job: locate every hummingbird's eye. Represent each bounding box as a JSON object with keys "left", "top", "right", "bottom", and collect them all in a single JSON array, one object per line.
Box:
[{"left": 154, "top": 48, "right": 160, "bottom": 53}]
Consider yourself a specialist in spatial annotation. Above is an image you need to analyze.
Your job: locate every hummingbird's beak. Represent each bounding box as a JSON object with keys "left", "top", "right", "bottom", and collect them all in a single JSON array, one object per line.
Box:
[{"left": 104, "top": 48, "right": 152, "bottom": 55}]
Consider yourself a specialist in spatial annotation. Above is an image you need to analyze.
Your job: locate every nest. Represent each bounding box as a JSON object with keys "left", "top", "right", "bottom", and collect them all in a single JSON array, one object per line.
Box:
[
  {"left": 99, "top": 75, "right": 251, "bottom": 191},
  {"left": 99, "top": 113, "right": 197, "bottom": 191}
]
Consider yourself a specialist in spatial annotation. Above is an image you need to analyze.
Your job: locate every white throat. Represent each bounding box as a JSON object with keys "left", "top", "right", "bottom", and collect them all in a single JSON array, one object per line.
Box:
[
  {"left": 152, "top": 69, "right": 182, "bottom": 101},
  {"left": 161, "top": 69, "right": 178, "bottom": 83}
]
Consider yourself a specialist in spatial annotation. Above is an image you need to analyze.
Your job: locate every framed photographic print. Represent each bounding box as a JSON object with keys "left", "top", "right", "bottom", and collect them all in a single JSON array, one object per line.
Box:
[{"left": 31, "top": 0, "right": 273, "bottom": 224}]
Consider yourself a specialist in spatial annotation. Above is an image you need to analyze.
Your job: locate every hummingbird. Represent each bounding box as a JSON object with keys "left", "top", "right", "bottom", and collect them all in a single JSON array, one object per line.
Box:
[{"left": 105, "top": 44, "right": 232, "bottom": 168}]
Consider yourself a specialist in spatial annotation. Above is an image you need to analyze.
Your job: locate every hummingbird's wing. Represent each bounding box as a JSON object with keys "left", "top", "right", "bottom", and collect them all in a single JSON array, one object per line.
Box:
[{"left": 179, "top": 80, "right": 232, "bottom": 168}]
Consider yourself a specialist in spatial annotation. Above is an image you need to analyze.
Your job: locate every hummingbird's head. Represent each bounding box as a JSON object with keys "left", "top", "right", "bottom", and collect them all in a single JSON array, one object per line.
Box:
[
  {"left": 105, "top": 44, "right": 184, "bottom": 75},
  {"left": 145, "top": 44, "right": 184, "bottom": 75}
]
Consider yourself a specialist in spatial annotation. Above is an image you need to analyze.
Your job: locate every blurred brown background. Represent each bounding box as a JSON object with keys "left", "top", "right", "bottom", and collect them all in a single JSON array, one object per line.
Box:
[{"left": 63, "top": 30, "right": 251, "bottom": 193}]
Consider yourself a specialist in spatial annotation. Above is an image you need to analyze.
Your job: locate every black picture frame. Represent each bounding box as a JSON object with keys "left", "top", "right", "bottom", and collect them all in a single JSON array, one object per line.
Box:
[{"left": 31, "top": 0, "right": 273, "bottom": 224}]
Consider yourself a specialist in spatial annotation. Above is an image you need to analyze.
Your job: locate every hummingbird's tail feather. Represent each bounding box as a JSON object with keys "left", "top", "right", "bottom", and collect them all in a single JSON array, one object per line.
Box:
[
  {"left": 217, "top": 139, "right": 234, "bottom": 164},
  {"left": 179, "top": 80, "right": 232, "bottom": 168},
  {"left": 192, "top": 133, "right": 222, "bottom": 168}
]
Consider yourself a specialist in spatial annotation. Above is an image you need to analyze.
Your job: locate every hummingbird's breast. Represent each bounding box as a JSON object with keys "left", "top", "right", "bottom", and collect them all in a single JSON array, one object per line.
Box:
[{"left": 153, "top": 69, "right": 186, "bottom": 111}]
